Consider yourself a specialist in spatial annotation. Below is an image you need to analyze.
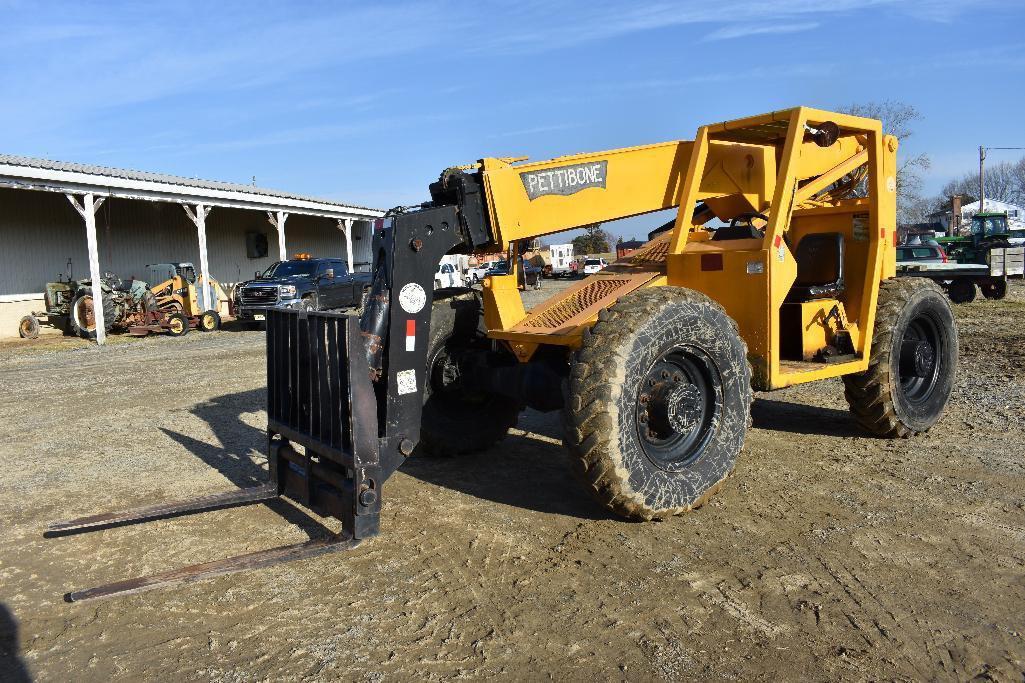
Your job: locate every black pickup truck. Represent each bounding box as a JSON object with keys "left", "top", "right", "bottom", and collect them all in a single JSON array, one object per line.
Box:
[{"left": 234, "top": 257, "right": 372, "bottom": 326}]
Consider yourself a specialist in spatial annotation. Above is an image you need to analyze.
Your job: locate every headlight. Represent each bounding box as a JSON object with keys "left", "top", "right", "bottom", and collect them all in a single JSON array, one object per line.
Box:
[{"left": 280, "top": 285, "right": 297, "bottom": 298}]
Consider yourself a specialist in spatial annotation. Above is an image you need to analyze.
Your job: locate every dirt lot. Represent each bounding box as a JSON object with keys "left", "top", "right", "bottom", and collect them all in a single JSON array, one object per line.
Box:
[{"left": 2, "top": 279, "right": 1025, "bottom": 681}]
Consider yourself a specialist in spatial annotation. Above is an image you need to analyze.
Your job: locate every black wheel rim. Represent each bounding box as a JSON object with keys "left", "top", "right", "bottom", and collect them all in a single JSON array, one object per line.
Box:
[
  {"left": 635, "top": 346, "right": 722, "bottom": 471},
  {"left": 897, "top": 312, "right": 942, "bottom": 404}
]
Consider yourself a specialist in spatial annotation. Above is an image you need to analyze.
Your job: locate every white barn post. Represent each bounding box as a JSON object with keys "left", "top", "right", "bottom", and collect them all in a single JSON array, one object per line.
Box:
[
  {"left": 267, "top": 211, "right": 288, "bottom": 261},
  {"left": 337, "top": 218, "right": 354, "bottom": 273},
  {"left": 183, "top": 204, "right": 213, "bottom": 311},
  {"left": 66, "top": 193, "right": 107, "bottom": 345}
]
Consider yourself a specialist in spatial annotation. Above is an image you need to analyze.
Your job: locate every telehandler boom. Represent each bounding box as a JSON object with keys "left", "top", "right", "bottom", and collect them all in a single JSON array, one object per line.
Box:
[{"left": 49, "top": 107, "right": 957, "bottom": 601}]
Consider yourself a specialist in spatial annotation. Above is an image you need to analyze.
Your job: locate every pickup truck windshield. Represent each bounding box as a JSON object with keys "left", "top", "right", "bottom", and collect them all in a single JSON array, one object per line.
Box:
[{"left": 263, "top": 261, "right": 318, "bottom": 278}]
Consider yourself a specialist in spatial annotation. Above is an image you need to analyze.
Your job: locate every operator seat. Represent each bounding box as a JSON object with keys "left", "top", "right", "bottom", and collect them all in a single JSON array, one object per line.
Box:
[{"left": 786, "top": 232, "right": 846, "bottom": 302}]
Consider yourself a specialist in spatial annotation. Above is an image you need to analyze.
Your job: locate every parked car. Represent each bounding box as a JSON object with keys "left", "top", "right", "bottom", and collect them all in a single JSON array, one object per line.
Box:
[
  {"left": 434, "top": 262, "right": 464, "bottom": 289},
  {"left": 582, "top": 257, "right": 608, "bottom": 275},
  {"left": 896, "top": 245, "right": 947, "bottom": 266},
  {"left": 485, "top": 260, "right": 510, "bottom": 277},
  {"left": 467, "top": 260, "right": 501, "bottom": 283},
  {"left": 234, "top": 256, "right": 371, "bottom": 326}
]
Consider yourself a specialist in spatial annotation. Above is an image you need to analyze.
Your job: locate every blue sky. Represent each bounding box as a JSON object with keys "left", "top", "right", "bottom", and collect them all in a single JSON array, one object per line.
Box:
[{"left": 2, "top": 0, "right": 1023, "bottom": 239}]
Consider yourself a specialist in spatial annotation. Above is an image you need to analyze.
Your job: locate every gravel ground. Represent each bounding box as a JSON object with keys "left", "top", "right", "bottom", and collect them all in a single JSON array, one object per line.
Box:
[{"left": 1, "top": 279, "right": 1025, "bottom": 681}]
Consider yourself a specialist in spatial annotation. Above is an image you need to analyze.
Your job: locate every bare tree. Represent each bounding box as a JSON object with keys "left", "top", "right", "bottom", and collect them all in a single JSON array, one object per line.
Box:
[
  {"left": 838, "top": 101, "right": 931, "bottom": 223},
  {"left": 941, "top": 158, "right": 1025, "bottom": 207}
]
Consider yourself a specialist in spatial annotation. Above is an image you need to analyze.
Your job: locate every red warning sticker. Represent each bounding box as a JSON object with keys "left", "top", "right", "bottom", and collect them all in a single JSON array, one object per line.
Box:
[{"left": 405, "top": 319, "right": 415, "bottom": 352}]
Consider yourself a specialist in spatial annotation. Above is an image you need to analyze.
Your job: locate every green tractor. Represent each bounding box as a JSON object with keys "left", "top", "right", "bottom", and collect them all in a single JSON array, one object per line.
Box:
[
  {"left": 937, "top": 211, "right": 1012, "bottom": 266},
  {"left": 19, "top": 269, "right": 151, "bottom": 340}
]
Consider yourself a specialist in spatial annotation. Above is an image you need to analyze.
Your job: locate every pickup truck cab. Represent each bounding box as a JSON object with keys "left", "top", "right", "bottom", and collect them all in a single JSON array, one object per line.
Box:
[{"left": 235, "top": 256, "right": 371, "bottom": 325}]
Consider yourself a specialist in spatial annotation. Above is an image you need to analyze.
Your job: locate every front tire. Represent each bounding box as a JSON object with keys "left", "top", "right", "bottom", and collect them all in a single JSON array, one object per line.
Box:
[
  {"left": 419, "top": 290, "right": 521, "bottom": 456},
  {"left": 19, "top": 315, "right": 40, "bottom": 339},
  {"left": 562, "top": 287, "right": 752, "bottom": 521},
  {"left": 843, "top": 278, "right": 957, "bottom": 438},
  {"left": 166, "top": 312, "right": 189, "bottom": 337}
]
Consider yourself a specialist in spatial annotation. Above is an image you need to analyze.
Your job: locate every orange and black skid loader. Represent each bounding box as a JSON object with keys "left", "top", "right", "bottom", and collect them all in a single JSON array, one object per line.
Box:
[{"left": 48, "top": 107, "right": 958, "bottom": 601}]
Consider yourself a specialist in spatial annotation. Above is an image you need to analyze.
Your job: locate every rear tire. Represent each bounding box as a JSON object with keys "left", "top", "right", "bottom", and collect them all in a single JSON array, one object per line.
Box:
[
  {"left": 419, "top": 290, "right": 521, "bottom": 456},
  {"left": 199, "top": 310, "right": 221, "bottom": 331},
  {"left": 981, "top": 280, "right": 1007, "bottom": 300},
  {"left": 947, "top": 279, "right": 976, "bottom": 304},
  {"left": 69, "top": 288, "right": 116, "bottom": 339},
  {"left": 562, "top": 287, "right": 752, "bottom": 521},
  {"left": 843, "top": 278, "right": 957, "bottom": 438}
]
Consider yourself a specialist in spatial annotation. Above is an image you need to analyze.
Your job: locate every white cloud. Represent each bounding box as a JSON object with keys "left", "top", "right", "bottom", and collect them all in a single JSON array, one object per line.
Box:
[{"left": 703, "top": 21, "right": 819, "bottom": 42}]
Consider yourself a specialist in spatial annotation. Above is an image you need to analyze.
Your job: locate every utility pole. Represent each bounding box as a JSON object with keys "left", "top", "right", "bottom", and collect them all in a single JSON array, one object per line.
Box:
[
  {"left": 978, "top": 146, "right": 1025, "bottom": 213},
  {"left": 979, "top": 146, "right": 985, "bottom": 213}
]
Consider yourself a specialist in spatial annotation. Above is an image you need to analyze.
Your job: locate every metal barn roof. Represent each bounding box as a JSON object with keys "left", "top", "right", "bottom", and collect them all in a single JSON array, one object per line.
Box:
[{"left": 0, "top": 153, "right": 383, "bottom": 220}]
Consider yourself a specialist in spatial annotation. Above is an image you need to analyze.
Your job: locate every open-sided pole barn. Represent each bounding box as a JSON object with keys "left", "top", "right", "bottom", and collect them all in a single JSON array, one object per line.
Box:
[{"left": 0, "top": 155, "right": 383, "bottom": 341}]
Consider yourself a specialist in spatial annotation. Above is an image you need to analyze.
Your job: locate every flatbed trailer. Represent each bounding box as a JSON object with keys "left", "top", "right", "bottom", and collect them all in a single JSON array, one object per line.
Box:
[{"left": 898, "top": 246, "right": 1024, "bottom": 303}]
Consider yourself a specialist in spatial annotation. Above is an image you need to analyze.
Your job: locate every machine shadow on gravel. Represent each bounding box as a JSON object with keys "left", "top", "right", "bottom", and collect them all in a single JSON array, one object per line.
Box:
[
  {"left": 166, "top": 389, "right": 611, "bottom": 522},
  {"left": 752, "top": 398, "right": 864, "bottom": 438},
  {"left": 401, "top": 411, "right": 613, "bottom": 521},
  {"left": 0, "top": 603, "right": 32, "bottom": 683},
  {"left": 159, "top": 388, "right": 335, "bottom": 539}
]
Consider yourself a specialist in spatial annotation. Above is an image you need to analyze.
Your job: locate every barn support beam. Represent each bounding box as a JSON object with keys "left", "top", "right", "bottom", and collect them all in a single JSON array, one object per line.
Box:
[
  {"left": 337, "top": 218, "right": 354, "bottom": 273},
  {"left": 267, "top": 211, "right": 288, "bottom": 261},
  {"left": 183, "top": 204, "right": 213, "bottom": 312},
  {"left": 66, "top": 193, "right": 107, "bottom": 344}
]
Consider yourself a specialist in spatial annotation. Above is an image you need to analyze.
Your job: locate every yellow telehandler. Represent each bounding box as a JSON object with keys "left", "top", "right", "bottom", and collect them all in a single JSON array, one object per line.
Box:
[{"left": 50, "top": 107, "right": 957, "bottom": 601}]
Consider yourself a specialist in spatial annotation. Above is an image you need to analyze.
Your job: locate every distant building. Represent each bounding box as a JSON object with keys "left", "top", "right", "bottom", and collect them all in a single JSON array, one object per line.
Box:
[{"left": 616, "top": 238, "right": 646, "bottom": 259}]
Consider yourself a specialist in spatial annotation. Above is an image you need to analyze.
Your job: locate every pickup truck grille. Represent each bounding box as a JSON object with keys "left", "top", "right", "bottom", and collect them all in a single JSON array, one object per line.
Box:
[{"left": 240, "top": 285, "right": 279, "bottom": 306}]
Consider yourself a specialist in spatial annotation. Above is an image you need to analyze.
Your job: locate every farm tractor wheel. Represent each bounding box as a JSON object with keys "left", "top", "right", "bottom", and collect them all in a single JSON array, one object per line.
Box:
[
  {"left": 199, "top": 310, "right": 221, "bottom": 332},
  {"left": 843, "top": 278, "right": 957, "bottom": 438},
  {"left": 166, "top": 312, "right": 189, "bottom": 337},
  {"left": 69, "top": 287, "right": 116, "bottom": 339},
  {"left": 562, "top": 287, "right": 752, "bottom": 521},
  {"left": 19, "top": 315, "right": 40, "bottom": 339},
  {"left": 418, "top": 290, "right": 521, "bottom": 456},
  {"left": 981, "top": 280, "right": 1007, "bottom": 300}
]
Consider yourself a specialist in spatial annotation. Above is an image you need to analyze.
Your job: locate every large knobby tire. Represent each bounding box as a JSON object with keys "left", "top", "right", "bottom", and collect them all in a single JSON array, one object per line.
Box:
[
  {"left": 419, "top": 290, "right": 521, "bottom": 456},
  {"left": 843, "top": 278, "right": 957, "bottom": 438},
  {"left": 562, "top": 287, "right": 752, "bottom": 521},
  {"left": 69, "top": 287, "right": 116, "bottom": 339}
]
